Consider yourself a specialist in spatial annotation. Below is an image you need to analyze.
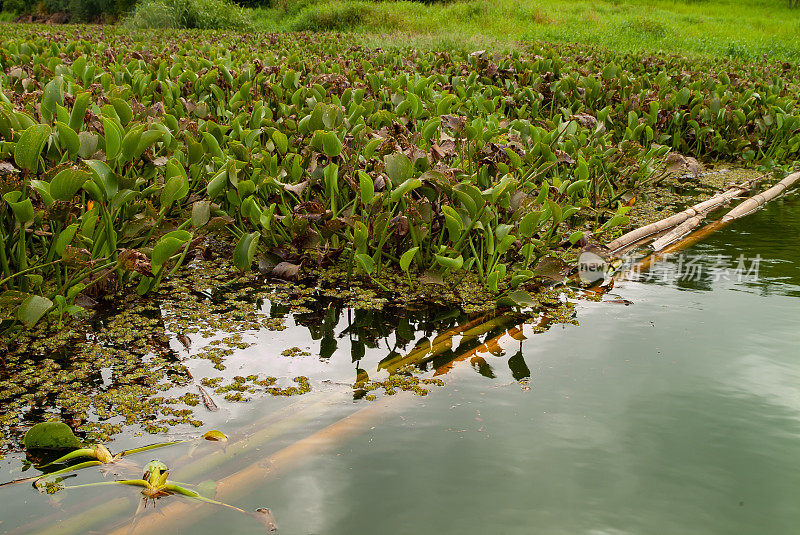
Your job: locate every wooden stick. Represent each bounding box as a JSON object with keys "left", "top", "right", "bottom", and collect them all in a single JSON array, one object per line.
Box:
[
  {"left": 618, "top": 171, "right": 799, "bottom": 277},
  {"left": 721, "top": 172, "right": 800, "bottom": 222},
  {"left": 650, "top": 213, "right": 706, "bottom": 251},
  {"left": 605, "top": 183, "right": 751, "bottom": 254}
]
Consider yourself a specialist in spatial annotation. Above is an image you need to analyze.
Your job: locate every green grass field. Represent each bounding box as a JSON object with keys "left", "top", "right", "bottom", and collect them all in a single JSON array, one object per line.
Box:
[{"left": 252, "top": 0, "right": 800, "bottom": 59}]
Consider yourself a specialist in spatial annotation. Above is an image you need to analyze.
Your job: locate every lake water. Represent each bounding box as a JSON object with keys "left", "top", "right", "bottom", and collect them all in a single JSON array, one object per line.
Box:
[{"left": 1, "top": 194, "right": 798, "bottom": 534}]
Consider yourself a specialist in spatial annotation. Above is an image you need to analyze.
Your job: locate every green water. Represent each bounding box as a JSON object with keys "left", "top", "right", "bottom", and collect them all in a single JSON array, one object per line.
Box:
[{"left": 1, "top": 196, "right": 799, "bottom": 534}]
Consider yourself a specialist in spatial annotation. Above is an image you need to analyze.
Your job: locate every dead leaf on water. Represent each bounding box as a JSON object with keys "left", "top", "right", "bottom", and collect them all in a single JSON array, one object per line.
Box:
[
  {"left": 272, "top": 261, "right": 302, "bottom": 281},
  {"left": 419, "top": 270, "right": 445, "bottom": 286}
]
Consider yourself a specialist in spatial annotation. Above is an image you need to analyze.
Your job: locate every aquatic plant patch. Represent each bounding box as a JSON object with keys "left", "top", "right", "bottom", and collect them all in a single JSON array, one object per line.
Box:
[{"left": 3, "top": 24, "right": 798, "bottom": 339}]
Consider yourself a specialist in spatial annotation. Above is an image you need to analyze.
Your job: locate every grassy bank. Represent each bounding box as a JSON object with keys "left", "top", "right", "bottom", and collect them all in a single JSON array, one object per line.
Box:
[{"left": 251, "top": 0, "right": 800, "bottom": 60}]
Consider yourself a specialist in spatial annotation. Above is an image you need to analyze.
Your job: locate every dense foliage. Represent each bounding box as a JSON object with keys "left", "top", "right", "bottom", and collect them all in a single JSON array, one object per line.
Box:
[
  {"left": 124, "top": 0, "right": 252, "bottom": 30},
  {"left": 1, "top": 0, "right": 137, "bottom": 20},
  {"left": 1, "top": 25, "right": 799, "bottom": 333}
]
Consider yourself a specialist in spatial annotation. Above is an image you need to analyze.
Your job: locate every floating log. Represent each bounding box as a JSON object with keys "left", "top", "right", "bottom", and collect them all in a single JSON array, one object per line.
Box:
[
  {"left": 721, "top": 171, "right": 800, "bottom": 222},
  {"left": 617, "top": 171, "right": 800, "bottom": 278},
  {"left": 650, "top": 213, "right": 706, "bottom": 251},
  {"left": 605, "top": 182, "right": 751, "bottom": 254}
]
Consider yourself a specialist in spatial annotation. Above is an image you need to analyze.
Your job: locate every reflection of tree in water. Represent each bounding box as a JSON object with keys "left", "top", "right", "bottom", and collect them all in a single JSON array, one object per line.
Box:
[{"left": 284, "top": 295, "right": 538, "bottom": 387}]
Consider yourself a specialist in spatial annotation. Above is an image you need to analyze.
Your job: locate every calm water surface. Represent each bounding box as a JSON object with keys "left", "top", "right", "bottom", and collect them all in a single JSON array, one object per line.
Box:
[{"left": 1, "top": 196, "right": 798, "bottom": 534}]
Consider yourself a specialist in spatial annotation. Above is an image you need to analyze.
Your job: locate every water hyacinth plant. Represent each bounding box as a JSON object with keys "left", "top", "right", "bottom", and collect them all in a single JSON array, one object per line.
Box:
[{"left": 1, "top": 25, "right": 799, "bottom": 335}]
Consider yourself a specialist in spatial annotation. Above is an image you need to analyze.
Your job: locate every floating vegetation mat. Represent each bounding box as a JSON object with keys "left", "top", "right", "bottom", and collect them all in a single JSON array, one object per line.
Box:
[{"left": 0, "top": 250, "right": 579, "bottom": 454}]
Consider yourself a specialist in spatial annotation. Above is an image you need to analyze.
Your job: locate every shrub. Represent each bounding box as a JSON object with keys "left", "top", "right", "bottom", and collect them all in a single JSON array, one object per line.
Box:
[
  {"left": 124, "top": 0, "right": 253, "bottom": 30},
  {"left": 2, "top": 0, "right": 28, "bottom": 14},
  {"left": 290, "top": 0, "right": 400, "bottom": 32}
]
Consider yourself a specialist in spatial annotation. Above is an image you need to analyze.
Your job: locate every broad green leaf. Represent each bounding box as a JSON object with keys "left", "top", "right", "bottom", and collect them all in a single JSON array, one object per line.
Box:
[
  {"left": 55, "top": 121, "right": 80, "bottom": 156},
  {"left": 355, "top": 253, "right": 375, "bottom": 275},
  {"left": 55, "top": 223, "right": 79, "bottom": 255},
  {"left": 497, "top": 289, "right": 537, "bottom": 308},
  {"left": 102, "top": 118, "right": 122, "bottom": 161},
  {"left": 421, "top": 117, "right": 441, "bottom": 142},
  {"left": 120, "top": 126, "right": 144, "bottom": 164},
  {"left": 29, "top": 180, "right": 54, "bottom": 207},
  {"left": 14, "top": 123, "right": 51, "bottom": 172},
  {"left": 363, "top": 138, "right": 382, "bottom": 160},
  {"left": 272, "top": 130, "right": 288, "bottom": 155},
  {"left": 233, "top": 231, "right": 259, "bottom": 270},
  {"left": 69, "top": 91, "right": 91, "bottom": 131},
  {"left": 23, "top": 421, "right": 82, "bottom": 451},
  {"left": 17, "top": 295, "right": 53, "bottom": 327},
  {"left": 110, "top": 98, "right": 133, "bottom": 126},
  {"left": 390, "top": 178, "right": 422, "bottom": 203},
  {"left": 161, "top": 175, "right": 189, "bottom": 208},
  {"left": 152, "top": 233, "right": 190, "bottom": 268},
  {"left": 384, "top": 153, "right": 413, "bottom": 186},
  {"left": 207, "top": 168, "right": 227, "bottom": 198},
  {"left": 41, "top": 76, "right": 64, "bottom": 123},
  {"left": 50, "top": 169, "right": 90, "bottom": 202},
  {"left": 399, "top": 247, "right": 419, "bottom": 273},
  {"left": 5, "top": 195, "right": 34, "bottom": 224},
  {"left": 321, "top": 131, "right": 343, "bottom": 157},
  {"left": 78, "top": 131, "right": 98, "bottom": 159},
  {"left": 358, "top": 171, "right": 375, "bottom": 206},
  {"left": 519, "top": 211, "right": 543, "bottom": 238},
  {"left": 134, "top": 129, "right": 164, "bottom": 161},
  {"left": 192, "top": 200, "right": 211, "bottom": 229},
  {"left": 434, "top": 254, "right": 463, "bottom": 271}
]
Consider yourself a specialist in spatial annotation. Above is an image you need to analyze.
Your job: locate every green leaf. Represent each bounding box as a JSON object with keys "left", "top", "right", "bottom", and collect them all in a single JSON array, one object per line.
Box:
[
  {"left": 55, "top": 223, "right": 79, "bottom": 255},
  {"left": 390, "top": 178, "right": 422, "bottom": 203},
  {"left": 207, "top": 168, "right": 228, "bottom": 198},
  {"left": 17, "top": 295, "right": 53, "bottom": 327},
  {"left": 321, "top": 131, "right": 343, "bottom": 157},
  {"left": 399, "top": 247, "right": 419, "bottom": 273},
  {"left": 421, "top": 117, "right": 441, "bottom": 142},
  {"left": 110, "top": 98, "right": 133, "bottom": 126},
  {"left": 5, "top": 194, "right": 34, "bottom": 224},
  {"left": 23, "top": 421, "right": 82, "bottom": 451},
  {"left": 55, "top": 121, "right": 80, "bottom": 157},
  {"left": 69, "top": 91, "right": 91, "bottom": 132},
  {"left": 120, "top": 126, "right": 143, "bottom": 164},
  {"left": 192, "top": 200, "right": 211, "bottom": 229},
  {"left": 102, "top": 118, "right": 122, "bottom": 161},
  {"left": 30, "top": 180, "right": 54, "bottom": 207},
  {"left": 384, "top": 153, "right": 413, "bottom": 186},
  {"left": 14, "top": 123, "right": 51, "bottom": 172},
  {"left": 355, "top": 253, "right": 375, "bottom": 275},
  {"left": 497, "top": 289, "right": 537, "bottom": 308},
  {"left": 600, "top": 214, "right": 630, "bottom": 231},
  {"left": 233, "top": 231, "right": 259, "bottom": 271},
  {"left": 358, "top": 171, "right": 375, "bottom": 206},
  {"left": 161, "top": 174, "right": 189, "bottom": 208},
  {"left": 272, "top": 130, "right": 288, "bottom": 155},
  {"left": 41, "top": 76, "right": 64, "bottom": 123},
  {"left": 519, "top": 211, "right": 543, "bottom": 238},
  {"left": 151, "top": 233, "right": 191, "bottom": 268},
  {"left": 78, "top": 131, "right": 98, "bottom": 159},
  {"left": 434, "top": 254, "right": 463, "bottom": 271},
  {"left": 50, "top": 169, "right": 90, "bottom": 202},
  {"left": 134, "top": 129, "right": 163, "bottom": 161},
  {"left": 363, "top": 138, "right": 382, "bottom": 160}
]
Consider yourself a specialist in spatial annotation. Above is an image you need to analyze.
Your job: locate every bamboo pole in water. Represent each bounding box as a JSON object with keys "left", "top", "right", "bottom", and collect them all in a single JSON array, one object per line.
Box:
[
  {"left": 651, "top": 172, "right": 800, "bottom": 250},
  {"left": 721, "top": 172, "right": 800, "bottom": 222},
  {"left": 18, "top": 391, "right": 347, "bottom": 535},
  {"left": 605, "top": 182, "right": 752, "bottom": 254},
  {"left": 104, "top": 393, "right": 411, "bottom": 535},
  {"left": 617, "top": 172, "right": 800, "bottom": 277}
]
